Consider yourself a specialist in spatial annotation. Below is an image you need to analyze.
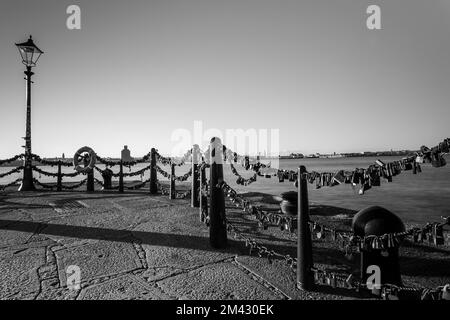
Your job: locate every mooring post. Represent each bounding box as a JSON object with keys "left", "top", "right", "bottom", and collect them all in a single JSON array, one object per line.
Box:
[
  {"left": 297, "top": 165, "right": 314, "bottom": 290},
  {"left": 149, "top": 148, "right": 158, "bottom": 194},
  {"left": 170, "top": 163, "right": 176, "bottom": 199},
  {"left": 191, "top": 144, "right": 200, "bottom": 207},
  {"left": 199, "top": 163, "right": 208, "bottom": 222},
  {"left": 119, "top": 160, "right": 124, "bottom": 193},
  {"left": 56, "top": 161, "right": 62, "bottom": 192},
  {"left": 102, "top": 168, "right": 112, "bottom": 190},
  {"left": 85, "top": 156, "right": 95, "bottom": 192},
  {"left": 209, "top": 137, "right": 227, "bottom": 248}
]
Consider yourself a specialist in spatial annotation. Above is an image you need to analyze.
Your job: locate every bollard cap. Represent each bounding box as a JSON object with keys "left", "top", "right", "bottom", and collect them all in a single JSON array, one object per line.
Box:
[
  {"left": 210, "top": 137, "right": 223, "bottom": 164},
  {"left": 280, "top": 191, "right": 298, "bottom": 202},
  {"left": 210, "top": 137, "right": 222, "bottom": 145},
  {"left": 352, "top": 206, "right": 405, "bottom": 237}
]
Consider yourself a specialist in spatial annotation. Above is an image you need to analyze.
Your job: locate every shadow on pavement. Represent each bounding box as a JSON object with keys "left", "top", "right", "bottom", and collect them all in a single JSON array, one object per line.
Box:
[{"left": 0, "top": 219, "right": 296, "bottom": 259}]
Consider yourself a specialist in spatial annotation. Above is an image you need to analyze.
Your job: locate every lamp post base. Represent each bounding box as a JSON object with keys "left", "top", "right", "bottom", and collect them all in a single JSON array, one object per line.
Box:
[
  {"left": 18, "top": 166, "right": 35, "bottom": 191},
  {"left": 18, "top": 182, "right": 35, "bottom": 191}
]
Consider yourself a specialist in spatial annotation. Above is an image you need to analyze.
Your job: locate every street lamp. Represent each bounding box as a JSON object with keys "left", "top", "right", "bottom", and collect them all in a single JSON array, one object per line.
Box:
[{"left": 15, "top": 35, "right": 44, "bottom": 191}]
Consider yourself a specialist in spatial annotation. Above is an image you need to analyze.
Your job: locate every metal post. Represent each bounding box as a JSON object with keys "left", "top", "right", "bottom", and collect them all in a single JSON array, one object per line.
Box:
[
  {"left": 297, "top": 165, "right": 314, "bottom": 290},
  {"left": 191, "top": 144, "right": 200, "bottom": 207},
  {"left": 209, "top": 137, "right": 227, "bottom": 249},
  {"left": 119, "top": 161, "right": 124, "bottom": 193},
  {"left": 149, "top": 148, "right": 158, "bottom": 194},
  {"left": 56, "top": 161, "right": 62, "bottom": 192},
  {"left": 102, "top": 168, "right": 112, "bottom": 190},
  {"left": 86, "top": 156, "right": 94, "bottom": 192},
  {"left": 170, "top": 163, "right": 176, "bottom": 199},
  {"left": 199, "top": 164, "right": 208, "bottom": 222},
  {"left": 18, "top": 66, "right": 35, "bottom": 191}
]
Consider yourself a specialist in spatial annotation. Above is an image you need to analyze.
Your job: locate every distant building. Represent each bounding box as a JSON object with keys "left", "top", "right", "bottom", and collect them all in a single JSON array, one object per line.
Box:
[
  {"left": 121, "top": 145, "right": 133, "bottom": 162},
  {"left": 62, "top": 153, "right": 65, "bottom": 159}
]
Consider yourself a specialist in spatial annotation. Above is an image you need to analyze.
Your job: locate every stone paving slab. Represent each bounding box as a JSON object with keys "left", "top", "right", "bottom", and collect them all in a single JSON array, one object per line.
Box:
[
  {"left": 0, "top": 218, "right": 41, "bottom": 249},
  {"left": 0, "top": 246, "right": 45, "bottom": 300},
  {"left": 77, "top": 274, "right": 171, "bottom": 300},
  {"left": 156, "top": 262, "right": 284, "bottom": 300},
  {"left": 55, "top": 241, "right": 143, "bottom": 286}
]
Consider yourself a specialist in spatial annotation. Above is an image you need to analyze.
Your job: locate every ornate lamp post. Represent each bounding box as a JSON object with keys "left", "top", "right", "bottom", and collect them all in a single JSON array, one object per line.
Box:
[{"left": 15, "top": 35, "right": 44, "bottom": 191}]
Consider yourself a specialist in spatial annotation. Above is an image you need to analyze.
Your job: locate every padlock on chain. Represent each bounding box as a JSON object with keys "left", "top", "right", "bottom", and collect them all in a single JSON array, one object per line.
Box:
[
  {"left": 315, "top": 225, "right": 323, "bottom": 239},
  {"left": 417, "top": 230, "right": 424, "bottom": 242},
  {"left": 387, "top": 234, "right": 396, "bottom": 248},
  {"left": 288, "top": 172, "right": 295, "bottom": 182},
  {"left": 330, "top": 274, "right": 337, "bottom": 288},
  {"left": 433, "top": 224, "right": 444, "bottom": 245},
  {"left": 278, "top": 171, "right": 284, "bottom": 183},
  {"left": 371, "top": 237, "right": 380, "bottom": 250},
  {"left": 442, "top": 284, "right": 450, "bottom": 300},
  {"left": 288, "top": 220, "right": 295, "bottom": 233},
  {"left": 344, "top": 245, "right": 354, "bottom": 261},
  {"left": 313, "top": 271, "right": 320, "bottom": 284},
  {"left": 331, "top": 230, "right": 337, "bottom": 241},
  {"left": 413, "top": 231, "right": 419, "bottom": 243},
  {"left": 345, "top": 274, "right": 353, "bottom": 289}
]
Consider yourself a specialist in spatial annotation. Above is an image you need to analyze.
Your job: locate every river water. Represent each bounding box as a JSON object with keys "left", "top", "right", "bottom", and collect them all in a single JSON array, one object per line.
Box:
[{"left": 1, "top": 155, "right": 449, "bottom": 224}]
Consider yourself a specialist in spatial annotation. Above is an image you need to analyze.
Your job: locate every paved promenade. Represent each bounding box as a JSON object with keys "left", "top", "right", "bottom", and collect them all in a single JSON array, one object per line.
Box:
[{"left": 0, "top": 189, "right": 369, "bottom": 300}]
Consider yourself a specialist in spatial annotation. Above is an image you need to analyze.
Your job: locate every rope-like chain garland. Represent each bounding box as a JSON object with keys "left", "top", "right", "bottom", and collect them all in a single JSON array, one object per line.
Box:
[
  {"left": 32, "top": 166, "right": 81, "bottom": 178},
  {"left": 0, "top": 166, "right": 24, "bottom": 178},
  {"left": 32, "top": 178, "right": 88, "bottom": 190},
  {"left": 31, "top": 154, "right": 72, "bottom": 167},
  {"left": 0, "top": 178, "right": 23, "bottom": 190},
  {"left": 0, "top": 154, "right": 24, "bottom": 166},
  {"left": 154, "top": 165, "right": 193, "bottom": 182}
]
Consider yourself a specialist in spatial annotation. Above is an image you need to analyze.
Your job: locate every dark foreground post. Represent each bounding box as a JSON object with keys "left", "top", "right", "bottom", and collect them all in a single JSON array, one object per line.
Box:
[
  {"left": 84, "top": 156, "right": 95, "bottom": 192},
  {"left": 119, "top": 161, "right": 124, "bottom": 193},
  {"left": 56, "top": 161, "right": 62, "bottom": 192},
  {"left": 199, "top": 164, "right": 208, "bottom": 222},
  {"left": 297, "top": 165, "right": 314, "bottom": 290},
  {"left": 149, "top": 148, "right": 158, "bottom": 194},
  {"left": 209, "top": 137, "right": 227, "bottom": 248},
  {"left": 191, "top": 144, "right": 200, "bottom": 207},
  {"left": 170, "top": 163, "right": 176, "bottom": 199}
]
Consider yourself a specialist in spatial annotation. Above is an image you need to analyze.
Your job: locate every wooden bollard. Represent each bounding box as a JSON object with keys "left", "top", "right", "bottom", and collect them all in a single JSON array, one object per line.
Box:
[
  {"left": 199, "top": 164, "right": 208, "bottom": 222},
  {"left": 191, "top": 144, "right": 200, "bottom": 207},
  {"left": 56, "top": 161, "right": 62, "bottom": 192},
  {"left": 297, "top": 165, "right": 314, "bottom": 290},
  {"left": 149, "top": 148, "right": 158, "bottom": 194},
  {"left": 209, "top": 137, "right": 227, "bottom": 249},
  {"left": 119, "top": 161, "right": 124, "bottom": 193},
  {"left": 170, "top": 163, "right": 176, "bottom": 199}
]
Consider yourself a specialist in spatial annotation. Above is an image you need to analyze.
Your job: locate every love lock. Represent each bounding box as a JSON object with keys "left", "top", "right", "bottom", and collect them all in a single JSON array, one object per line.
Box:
[
  {"left": 442, "top": 284, "right": 450, "bottom": 300},
  {"left": 314, "top": 225, "right": 322, "bottom": 239},
  {"left": 387, "top": 234, "right": 396, "bottom": 248},
  {"left": 316, "top": 230, "right": 323, "bottom": 239}
]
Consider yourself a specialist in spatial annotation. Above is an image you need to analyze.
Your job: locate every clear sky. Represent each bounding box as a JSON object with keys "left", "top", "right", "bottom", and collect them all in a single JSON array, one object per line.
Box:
[{"left": 1, "top": 0, "right": 449, "bottom": 158}]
